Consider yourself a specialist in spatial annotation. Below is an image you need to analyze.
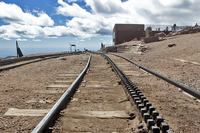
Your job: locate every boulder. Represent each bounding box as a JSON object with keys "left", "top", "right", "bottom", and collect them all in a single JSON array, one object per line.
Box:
[{"left": 154, "top": 32, "right": 167, "bottom": 39}]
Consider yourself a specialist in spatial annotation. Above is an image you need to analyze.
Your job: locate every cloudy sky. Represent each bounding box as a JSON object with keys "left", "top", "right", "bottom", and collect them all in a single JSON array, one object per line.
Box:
[{"left": 0, "top": 0, "right": 199, "bottom": 57}]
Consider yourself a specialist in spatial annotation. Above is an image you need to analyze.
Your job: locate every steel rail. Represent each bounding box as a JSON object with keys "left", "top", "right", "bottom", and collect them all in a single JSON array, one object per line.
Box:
[
  {"left": 98, "top": 52, "right": 174, "bottom": 132},
  {"left": 0, "top": 52, "right": 82, "bottom": 66},
  {"left": 0, "top": 56, "right": 58, "bottom": 72},
  {"left": 99, "top": 53, "right": 135, "bottom": 92},
  {"left": 112, "top": 53, "right": 200, "bottom": 99},
  {"left": 32, "top": 54, "right": 91, "bottom": 133}
]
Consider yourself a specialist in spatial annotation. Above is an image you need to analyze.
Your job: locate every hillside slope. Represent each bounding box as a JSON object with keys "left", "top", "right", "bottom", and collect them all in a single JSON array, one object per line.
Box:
[
  {"left": 120, "top": 32, "right": 200, "bottom": 91},
  {"left": 116, "top": 32, "right": 200, "bottom": 133}
]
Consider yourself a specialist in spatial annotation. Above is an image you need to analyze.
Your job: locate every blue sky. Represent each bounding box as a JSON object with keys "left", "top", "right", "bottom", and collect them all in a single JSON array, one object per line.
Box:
[{"left": 0, "top": 0, "right": 200, "bottom": 58}]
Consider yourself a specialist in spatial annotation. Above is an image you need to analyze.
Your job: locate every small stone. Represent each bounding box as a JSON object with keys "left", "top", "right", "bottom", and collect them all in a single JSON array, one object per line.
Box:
[
  {"left": 81, "top": 84, "right": 85, "bottom": 87},
  {"left": 128, "top": 110, "right": 135, "bottom": 117},
  {"left": 117, "top": 80, "right": 121, "bottom": 85},
  {"left": 168, "top": 43, "right": 176, "bottom": 47},
  {"left": 57, "top": 57, "right": 66, "bottom": 60},
  {"left": 137, "top": 123, "right": 143, "bottom": 129},
  {"left": 172, "top": 106, "right": 177, "bottom": 109},
  {"left": 49, "top": 127, "right": 53, "bottom": 130}
]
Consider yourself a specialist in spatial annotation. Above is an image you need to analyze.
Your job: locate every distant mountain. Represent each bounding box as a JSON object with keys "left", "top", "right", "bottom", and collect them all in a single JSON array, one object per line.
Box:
[{"left": 3, "top": 56, "right": 15, "bottom": 59}]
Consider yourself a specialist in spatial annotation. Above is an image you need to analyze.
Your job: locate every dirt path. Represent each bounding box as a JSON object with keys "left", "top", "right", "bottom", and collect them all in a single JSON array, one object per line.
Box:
[{"left": 52, "top": 54, "right": 144, "bottom": 133}]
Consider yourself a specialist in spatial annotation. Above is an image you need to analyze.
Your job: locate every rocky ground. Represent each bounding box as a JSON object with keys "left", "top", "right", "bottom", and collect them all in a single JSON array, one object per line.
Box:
[
  {"left": 119, "top": 32, "right": 200, "bottom": 92},
  {"left": 0, "top": 54, "right": 88, "bottom": 132},
  {"left": 113, "top": 32, "right": 200, "bottom": 133},
  {"left": 52, "top": 54, "right": 143, "bottom": 133},
  {"left": 0, "top": 32, "right": 199, "bottom": 133}
]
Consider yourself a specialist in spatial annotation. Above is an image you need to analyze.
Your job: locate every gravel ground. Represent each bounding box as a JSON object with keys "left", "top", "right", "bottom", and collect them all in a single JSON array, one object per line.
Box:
[
  {"left": 52, "top": 54, "right": 142, "bottom": 133},
  {"left": 0, "top": 54, "right": 88, "bottom": 132},
  {"left": 112, "top": 32, "right": 200, "bottom": 133},
  {"left": 119, "top": 32, "right": 200, "bottom": 92}
]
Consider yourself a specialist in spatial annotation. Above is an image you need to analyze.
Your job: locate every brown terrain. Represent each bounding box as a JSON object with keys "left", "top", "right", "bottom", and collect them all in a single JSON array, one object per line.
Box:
[
  {"left": 0, "top": 54, "right": 89, "bottom": 132},
  {"left": 52, "top": 54, "right": 140, "bottom": 133},
  {"left": 112, "top": 32, "right": 200, "bottom": 132},
  {"left": 0, "top": 32, "right": 199, "bottom": 133}
]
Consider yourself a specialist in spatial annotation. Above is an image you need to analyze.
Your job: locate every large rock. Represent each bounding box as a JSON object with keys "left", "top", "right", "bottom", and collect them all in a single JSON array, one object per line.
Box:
[
  {"left": 143, "top": 36, "right": 159, "bottom": 43},
  {"left": 154, "top": 32, "right": 167, "bottom": 39}
]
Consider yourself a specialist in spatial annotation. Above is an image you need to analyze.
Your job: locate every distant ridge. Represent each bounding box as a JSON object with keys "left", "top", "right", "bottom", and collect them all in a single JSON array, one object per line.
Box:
[{"left": 3, "top": 56, "right": 15, "bottom": 59}]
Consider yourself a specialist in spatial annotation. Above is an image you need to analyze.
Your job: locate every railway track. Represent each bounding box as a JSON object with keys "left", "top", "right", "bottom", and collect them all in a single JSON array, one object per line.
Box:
[
  {"left": 0, "top": 52, "right": 81, "bottom": 66},
  {"left": 0, "top": 52, "right": 82, "bottom": 72},
  {"left": 106, "top": 54, "right": 199, "bottom": 133},
  {"left": 33, "top": 53, "right": 174, "bottom": 133},
  {"left": 0, "top": 54, "right": 89, "bottom": 132},
  {"left": 0, "top": 53, "right": 199, "bottom": 132}
]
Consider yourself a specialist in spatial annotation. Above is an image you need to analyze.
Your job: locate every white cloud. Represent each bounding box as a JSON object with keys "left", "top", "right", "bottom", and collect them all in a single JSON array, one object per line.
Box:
[
  {"left": 157, "top": 0, "right": 191, "bottom": 7},
  {"left": 0, "top": 24, "right": 79, "bottom": 40},
  {"left": 1, "top": 0, "right": 200, "bottom": 41},
  {"left": 0, "top": 24, "right": 21, "bottom": 40},
  {"left": 16, "top": 38, "right": 27, "bottom": 41},
  {"left": 0, "top": 2, "right": 54, "bottom": 26},
  {"left": 32, "top": 39, "right": 41, "bottom": 41},
  {"left": 56, "top": 0, "right": 200, "bottom": 38},
  {"left": 57, "top": 0, "right": 90, "bottom": 18},
  {"left": 67, "top": 0, "right": 80, "bottom": 3},
  {"left": 80, "top": 39, "right": 85, "bottom": 42},
  {"left": 85, "top": 0, "right": 127, "bottom": 15}
]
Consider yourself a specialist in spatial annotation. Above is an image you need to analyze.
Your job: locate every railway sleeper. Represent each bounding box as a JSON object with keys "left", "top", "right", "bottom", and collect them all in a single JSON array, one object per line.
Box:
[{"left": 100, "top": 53, "right": 174, "bottom": 133}]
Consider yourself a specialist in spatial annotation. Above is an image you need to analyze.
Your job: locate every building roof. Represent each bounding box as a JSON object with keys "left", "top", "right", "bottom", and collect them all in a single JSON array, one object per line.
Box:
[{"left": 113, "top": 24, "right": 144, "bottom": 31}]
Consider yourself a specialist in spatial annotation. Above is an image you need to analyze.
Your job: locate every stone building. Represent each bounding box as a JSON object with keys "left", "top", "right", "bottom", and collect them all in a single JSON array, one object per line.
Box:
[{"left": 113, "top": 24, "right": 144, "bottom": 45}]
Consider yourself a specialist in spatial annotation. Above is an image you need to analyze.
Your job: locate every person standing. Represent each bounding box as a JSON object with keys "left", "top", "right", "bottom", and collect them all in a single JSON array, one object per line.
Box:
[
  {"left": 166, "top": 26, "right": 168, "bottom": 31},
  {"left": 173, "top": 24, "right": 176, "bottom": 32}
]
